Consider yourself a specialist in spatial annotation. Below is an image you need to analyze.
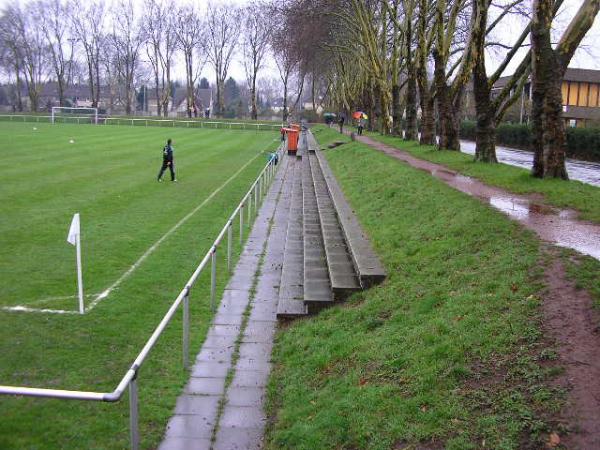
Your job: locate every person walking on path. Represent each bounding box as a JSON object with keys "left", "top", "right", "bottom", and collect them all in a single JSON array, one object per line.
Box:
[
  {"left": 157, "top": 138, "right": 177, "bottom": 182},
  {"left": 339, "top": 114, "right": 345, "bottom": 134},
  {"left": 357, "top": 116, "right": 365, "bottom": 136}
]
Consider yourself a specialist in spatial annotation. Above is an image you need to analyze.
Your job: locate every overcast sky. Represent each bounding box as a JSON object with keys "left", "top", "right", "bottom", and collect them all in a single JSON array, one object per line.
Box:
[{"left": 0, "top": 0, "right": 599, "bottom": 85}]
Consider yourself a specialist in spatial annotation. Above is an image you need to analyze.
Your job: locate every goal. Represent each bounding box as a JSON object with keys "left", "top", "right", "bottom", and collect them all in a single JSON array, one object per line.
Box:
[{"left": 51, "top": 107, "right": 98, "bottom": 125}]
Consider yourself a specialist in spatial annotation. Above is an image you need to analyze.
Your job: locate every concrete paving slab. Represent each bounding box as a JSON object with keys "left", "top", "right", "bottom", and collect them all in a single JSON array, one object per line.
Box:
[
  {"left": 191, "top": 361, "right": 230, "bottom": 378},
  {"left": 158, "top": 436, "right": 213, "bottom": 450},
  {"left": 206, "top": 324, "right": 241, "bottom": 336},
  {"left": 242, "top": 321, "right": 276, "bottom": 343},
  {"left": 201, "top": 334, "right": 236, "bottom": 349},
  {"left": 212, "top": 313, "right": 243, "bottom": 326},
  {"left": 213, "top": 426, "right": 264, "bottom": 450},
  {"left": 196, "top": 346, "right": 234, "bottom": 364},
  {"left": 164, "top": 414, "right": 216, "bottom": 439},
  {"left": 231, "top": 369, "right": 270, "bottom": 388},
  {"left": 238, "top": 342, "right": 273, "bottom": 361},
  {"left": 219, "top": 405, "right": 267, "bottom": 429},
  {"left": 225, "top": 386, "right": 265, "bottom": 407},
  {"left": 234, "top": 358, "right": 272, "bottom": 372},
  {"left": 185, "top": 377, "right": 227, "bottom": 396},
  {"left": 174, "top": 394, "right": 221, "bottom": 416}
]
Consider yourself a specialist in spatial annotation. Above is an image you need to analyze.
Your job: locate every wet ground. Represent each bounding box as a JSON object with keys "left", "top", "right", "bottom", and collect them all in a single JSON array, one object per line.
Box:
[
  {"left": 459, "top": 140, "right": 600, "bottom": 187},
  {"left": 355, "top": 135, "right": 600, "bottom": 261}
]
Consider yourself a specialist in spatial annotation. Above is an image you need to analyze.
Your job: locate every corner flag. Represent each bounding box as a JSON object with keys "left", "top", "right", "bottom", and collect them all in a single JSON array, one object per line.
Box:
[
  {"left": 67, "top": 213, "right": 80, "bottom": 245},
  {"left": 67, "top": 213, "right": 84, "bottom": 314}
]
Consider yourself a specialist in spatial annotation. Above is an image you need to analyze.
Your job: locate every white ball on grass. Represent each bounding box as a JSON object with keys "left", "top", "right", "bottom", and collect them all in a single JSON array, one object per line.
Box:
[
  {"left": 33, "top": 127, "right": 37, "bottom": 131},
  {"left": 69, "top": 139, "right": 74, "bottom": 144}
]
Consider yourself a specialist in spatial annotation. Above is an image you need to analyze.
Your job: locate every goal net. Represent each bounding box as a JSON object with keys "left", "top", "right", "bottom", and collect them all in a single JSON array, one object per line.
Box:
[{"left": 51, "top": 107, "right": 98, "bottom": 125}]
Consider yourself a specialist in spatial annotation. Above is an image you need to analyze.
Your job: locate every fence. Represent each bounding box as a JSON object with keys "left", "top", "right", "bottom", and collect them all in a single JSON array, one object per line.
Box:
[
  {"left": 0, "top": 147, "right": 282, "bottom": 449},
  {"left": 0, "top": 114, "right": 282, "bottom": 131}
]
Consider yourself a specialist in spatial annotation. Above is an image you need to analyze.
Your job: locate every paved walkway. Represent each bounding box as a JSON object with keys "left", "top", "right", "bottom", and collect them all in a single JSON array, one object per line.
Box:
[{"left": 159, "top": 153, "right": 293, "bottom": 450}]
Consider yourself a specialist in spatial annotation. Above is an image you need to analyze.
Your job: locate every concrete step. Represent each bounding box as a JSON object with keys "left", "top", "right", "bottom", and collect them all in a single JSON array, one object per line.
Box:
[
  {"left": 301, "top": 156, "right": 333, "bottom": 314},
  {"left": 311, "top": 132, "right": 386, "bottom": 288},
  {"left": 276, "top": 158, "right": 308, "bottom": 319},
  {"left": 309, "top": 153, "right": 361, "bottom": 300}
]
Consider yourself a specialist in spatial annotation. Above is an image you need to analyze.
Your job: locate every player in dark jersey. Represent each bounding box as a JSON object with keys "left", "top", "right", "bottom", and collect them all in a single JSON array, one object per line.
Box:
[{"left": 157, "top": 138, "right": 177, "bottom": 182}]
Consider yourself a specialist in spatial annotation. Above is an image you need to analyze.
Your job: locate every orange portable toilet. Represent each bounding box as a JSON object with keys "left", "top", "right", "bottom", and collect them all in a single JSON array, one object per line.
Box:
[{"left": 282, "top": 127, "right": 299, "bottom": 154}]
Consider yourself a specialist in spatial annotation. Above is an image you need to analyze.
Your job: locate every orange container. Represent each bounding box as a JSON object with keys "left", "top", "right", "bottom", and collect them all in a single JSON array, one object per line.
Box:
[
  {"left": 291, "top": 123, "right": 301, "bottom": 131},
  {"left": 282, "top": 128, "right": 299, "bottom": 153}
]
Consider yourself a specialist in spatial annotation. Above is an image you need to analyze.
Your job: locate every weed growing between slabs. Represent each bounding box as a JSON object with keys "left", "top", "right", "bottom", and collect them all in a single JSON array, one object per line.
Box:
[
  {"left": 265, "top": 126, "right": 566, "bottom": 449},
  {"left": 366, "top": 132, "right": 600, "bottom": 223},
  {"left": 0, "top": 122, "right": 279, "bottom": 449}
]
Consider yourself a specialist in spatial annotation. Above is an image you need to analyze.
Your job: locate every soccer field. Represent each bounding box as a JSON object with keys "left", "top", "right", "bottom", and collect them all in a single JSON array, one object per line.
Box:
[{"left": 0, "top": 122, "right": 279, "bottom": 449}]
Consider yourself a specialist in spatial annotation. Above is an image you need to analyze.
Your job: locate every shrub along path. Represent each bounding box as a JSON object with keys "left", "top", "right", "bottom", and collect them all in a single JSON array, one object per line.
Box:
[{"left": 264, "top": 127, "right": 600, "bottom": 449}]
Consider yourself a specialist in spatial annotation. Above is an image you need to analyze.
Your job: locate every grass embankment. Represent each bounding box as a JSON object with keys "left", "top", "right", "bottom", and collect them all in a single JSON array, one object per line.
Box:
[
  {"left": 362, "top": 132, "right": 600, "bottom": 224},
  {"left": 266, "top": 126, "right": 569, "bottom": 449},
  {"left": 0, "top": 122, "right": 279, "bottom": 449}
]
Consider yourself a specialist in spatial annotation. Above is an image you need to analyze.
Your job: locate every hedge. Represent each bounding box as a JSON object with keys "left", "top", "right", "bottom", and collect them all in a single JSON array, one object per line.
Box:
[{"left": 459, "top": 121, "right": 600, "bottom": 162}]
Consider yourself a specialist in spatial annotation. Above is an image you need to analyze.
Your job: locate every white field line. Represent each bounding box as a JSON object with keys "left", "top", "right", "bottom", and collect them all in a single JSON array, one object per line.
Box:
[{"left": 2, "top": 141, "right": 275, "bottom": 315}]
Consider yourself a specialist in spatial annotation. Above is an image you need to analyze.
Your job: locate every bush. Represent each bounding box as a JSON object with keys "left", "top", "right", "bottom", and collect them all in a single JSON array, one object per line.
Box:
[{"left": 459, "top": 121, "right": 600, "bottom": 162}]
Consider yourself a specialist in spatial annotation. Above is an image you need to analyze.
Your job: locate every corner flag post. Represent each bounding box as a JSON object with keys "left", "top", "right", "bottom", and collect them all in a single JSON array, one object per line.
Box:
[{"left": 67, "top": 213, "right": 84, "bottom": 314}]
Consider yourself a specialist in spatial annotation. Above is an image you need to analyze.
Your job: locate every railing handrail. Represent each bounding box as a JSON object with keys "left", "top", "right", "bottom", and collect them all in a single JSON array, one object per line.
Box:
[
  {"left": 0, "top": 114, "right": 282, "bottom": 130},
  {"left": 0, "top": 147, "right": 281, "bottom": 404}
]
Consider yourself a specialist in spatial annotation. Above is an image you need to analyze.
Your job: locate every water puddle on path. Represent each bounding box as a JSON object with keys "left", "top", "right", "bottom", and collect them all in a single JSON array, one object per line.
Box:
[{"left": 362, "top": 136, "right": 600, "bottom": 260}]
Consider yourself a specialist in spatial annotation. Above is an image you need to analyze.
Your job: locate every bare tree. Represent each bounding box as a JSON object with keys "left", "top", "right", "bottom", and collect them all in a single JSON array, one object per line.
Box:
[
  {"left": 0, "top": 8, "right": 25, "bottom": 111},
  {"left": 206, "top": 3, "right": 240, "bottom": 118},
  {"left": 144, "top": 0, "right": 177, "bottom": 117},
  {"left": 10, "top": 3, "right": 49, "bottom": 111},
  {"left": 70, "top": 0, "right": 105, "bottom": 107},
  {"left": 38, "top": 0, "right": 70, "bottom": 106},
  {"left": 174, "top": 4, "right": 205, "bottom": 118},
  {"left": 241, "top": 1, "right": 271, "bottom": 120},
  {"left": 109, "top": 0, "right": 143, "bottom": 115}
]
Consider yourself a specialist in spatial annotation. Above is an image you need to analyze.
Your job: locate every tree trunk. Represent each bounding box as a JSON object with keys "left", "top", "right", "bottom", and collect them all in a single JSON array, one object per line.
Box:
[
  {"left": 391, "top": 83, "right": 402, "bottom": 136},
  {"left": 472, "top": 0, "right": 497, "bottom": 162},
  {"left": 282, "top": 77, "right": 289, "bottom": 122},
  {"left": 433, "top": 49, "right": 453, "bottom": 149},
  {"left": 251, "top": 75, "right": 258, "bottom": 120},
  {"left": 531, "top": 0, "right": 568, "bottom": 179},
  {"left": 404, "top": 67, "right": 418, "bottom": 140}
]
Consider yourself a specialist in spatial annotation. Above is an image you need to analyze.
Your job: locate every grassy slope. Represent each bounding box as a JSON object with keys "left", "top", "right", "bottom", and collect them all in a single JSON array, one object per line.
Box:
[
  {"left": 362, "top": 132, "right": 600, "bottom": 224},
  {"left": 0, "top": 122, "right": 278, "bottom": 449},
  {"left": 266, "top": 127, "right": 565, "bottom": 449}
]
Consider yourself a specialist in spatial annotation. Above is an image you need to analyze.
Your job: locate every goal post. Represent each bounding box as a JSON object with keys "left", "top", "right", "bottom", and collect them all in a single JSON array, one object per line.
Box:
[{"left": 51, "top": 107, "right": 98, "bottom": 125}]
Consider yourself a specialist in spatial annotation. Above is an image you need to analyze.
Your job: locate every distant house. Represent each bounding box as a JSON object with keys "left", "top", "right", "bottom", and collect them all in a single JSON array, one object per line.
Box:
[
  {"left": 464, "top": 68, "right": 600, "bottom": 128},
  {"left": 173, "top": 88, "right": 213, "bottom": 118}
]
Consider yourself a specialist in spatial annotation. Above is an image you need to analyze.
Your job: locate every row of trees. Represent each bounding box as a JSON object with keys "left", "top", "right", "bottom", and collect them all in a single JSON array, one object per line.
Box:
[
  {"left": 274, "top": 0, "right": 599, "bottom": 179},
  {"left": 0, "top": 0, "right": 315, "bottom": 120}
]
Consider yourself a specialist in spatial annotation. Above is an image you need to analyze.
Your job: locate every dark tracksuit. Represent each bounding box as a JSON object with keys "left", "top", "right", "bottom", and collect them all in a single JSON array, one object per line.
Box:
[{"left": 157, "top": 144, "right": 175, "bottom": 181}]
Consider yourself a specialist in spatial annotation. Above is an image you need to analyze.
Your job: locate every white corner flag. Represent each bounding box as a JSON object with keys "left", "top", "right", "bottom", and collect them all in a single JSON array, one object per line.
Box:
[{"left": 67, "top": 213, "right": 85, "bottom": 314}]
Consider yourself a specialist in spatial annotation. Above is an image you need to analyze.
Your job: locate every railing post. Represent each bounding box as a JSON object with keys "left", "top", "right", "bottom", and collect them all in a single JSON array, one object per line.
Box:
[
  {"left": 183, "top": 289, "right": 190, "bottom": 370},
  {"left": 210, "top": 248, "right": 217, "bottom": 312},
  {"left": 255, "top": 182, "right": 260, "bottom": 206},
  {"left": 248, "top": 191, "right": 252, "bottom": 224},
  {"left": 129, "top": 378, "right": 139, "bottom": 450},
  {"left": 239, "top": 204, "right": 244, "bottom": 245},
  {"left": 227, "top": 223, "right": 232, "bottom": 272}
]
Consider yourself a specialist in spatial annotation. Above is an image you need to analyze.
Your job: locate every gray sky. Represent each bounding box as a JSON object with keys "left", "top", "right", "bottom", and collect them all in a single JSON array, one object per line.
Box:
[{"left": 1, "top": 0, "right": 599, "bottom": 85}]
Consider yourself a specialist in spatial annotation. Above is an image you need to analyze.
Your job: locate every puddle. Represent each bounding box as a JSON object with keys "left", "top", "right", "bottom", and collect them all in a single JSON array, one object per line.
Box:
[{"left": 361, "top": 135, "right": 600, "bottom": 261}]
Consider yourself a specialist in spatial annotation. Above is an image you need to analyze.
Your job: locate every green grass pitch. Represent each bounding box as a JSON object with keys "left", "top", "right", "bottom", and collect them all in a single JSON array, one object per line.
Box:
[{"left": 0, "top": 122, "right": 279, "bottom": 449}]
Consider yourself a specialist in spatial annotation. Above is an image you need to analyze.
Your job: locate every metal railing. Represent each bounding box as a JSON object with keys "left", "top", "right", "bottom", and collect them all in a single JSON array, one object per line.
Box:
[
  {"left": 0, "top": 114, "right": 282, "bottom": 131},
  {"left": 0, "top": 147, "right": 282, "bottom": 449}
]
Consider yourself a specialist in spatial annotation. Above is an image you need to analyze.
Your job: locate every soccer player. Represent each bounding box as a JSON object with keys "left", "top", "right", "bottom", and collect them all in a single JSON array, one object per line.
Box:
[{"left": 157, "top": 138, "right": 177, "bottom": 182}]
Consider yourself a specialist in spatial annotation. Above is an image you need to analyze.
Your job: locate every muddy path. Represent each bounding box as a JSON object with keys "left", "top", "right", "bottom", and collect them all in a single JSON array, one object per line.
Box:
[
  {"left": 540, "top": 250, "right": 600, "bottom": 449},
  {"left": 350, "top": 134, "right": 600, "bottom": 261}
]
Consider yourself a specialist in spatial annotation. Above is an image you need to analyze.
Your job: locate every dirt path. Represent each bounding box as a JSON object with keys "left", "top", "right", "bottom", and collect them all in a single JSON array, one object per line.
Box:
[
  {"left": 541, "top": 250, "right": 600, "bottom": 449},
  {"left": 348, "top": 133, "right": 600, "bottom": 261}
]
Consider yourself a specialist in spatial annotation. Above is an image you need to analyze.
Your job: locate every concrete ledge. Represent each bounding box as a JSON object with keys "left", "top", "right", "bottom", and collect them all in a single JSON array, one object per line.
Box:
[{"left": 311, "top": 131, "right": 386, "bottom": 288}]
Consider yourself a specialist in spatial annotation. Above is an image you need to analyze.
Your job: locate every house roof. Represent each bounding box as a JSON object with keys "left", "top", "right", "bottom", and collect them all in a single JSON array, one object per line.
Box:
[
  {"left": 172, "top": 88, "right": 213, "bottom": 109},
  {"left": 491, "top": 68, "right": 600, "bottom": 90}
]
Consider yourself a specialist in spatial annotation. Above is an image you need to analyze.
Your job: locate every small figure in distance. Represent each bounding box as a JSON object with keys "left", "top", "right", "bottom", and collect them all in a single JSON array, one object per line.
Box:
[
  {"left": 338, "top": 114, "right": 345, "bottom": 134},
  {"left": 357, "top": 116, "right": 365, "bottom": 136},
  {"left": 157, "top": 138, "right": 177, "bottom": 182}
]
